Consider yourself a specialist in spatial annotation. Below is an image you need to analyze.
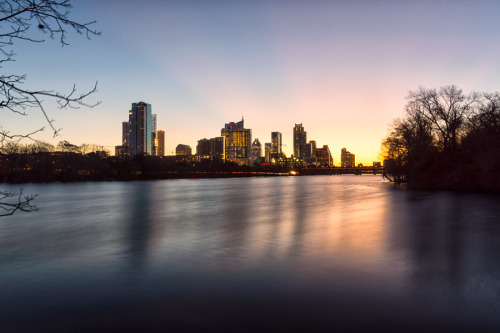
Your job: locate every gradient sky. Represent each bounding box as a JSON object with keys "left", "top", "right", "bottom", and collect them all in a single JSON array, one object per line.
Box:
[{"left": 3, "top": 0, "right": 500, "bottom": 165}]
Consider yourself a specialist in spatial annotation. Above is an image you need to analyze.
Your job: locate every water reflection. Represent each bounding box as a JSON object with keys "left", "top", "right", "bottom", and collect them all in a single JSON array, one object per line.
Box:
[
  {"left": 0, "top": 176, "right": 499, "bottom": 331},
  {"left": 392, "top": 190, "right": 500, "bottom": 319},
  {"left": 124, "top": 181, "right": 153, "bottom": 273}
]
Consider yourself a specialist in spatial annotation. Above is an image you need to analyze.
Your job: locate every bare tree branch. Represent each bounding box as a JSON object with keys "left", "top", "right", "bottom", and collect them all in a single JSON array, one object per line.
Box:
[
  {"left": 0, "top": 190, "right": 38, "bottom": 216},
  {"left": 0, "top": 0, "right": 100, "bottom": 216}
]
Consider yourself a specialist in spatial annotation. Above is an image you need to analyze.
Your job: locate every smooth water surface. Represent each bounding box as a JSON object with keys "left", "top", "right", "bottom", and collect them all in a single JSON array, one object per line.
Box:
[{"left": 1, "top": 176, "right": 500, "bottom": 331}]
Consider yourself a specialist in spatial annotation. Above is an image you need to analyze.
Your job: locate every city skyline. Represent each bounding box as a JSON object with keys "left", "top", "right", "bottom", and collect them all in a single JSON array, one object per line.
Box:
[
  {"left": 4, "top": 1, "right": 500, "bottom": 166},
  {"left": 119, "top": 109, "right": 350, "bottom": 166}
]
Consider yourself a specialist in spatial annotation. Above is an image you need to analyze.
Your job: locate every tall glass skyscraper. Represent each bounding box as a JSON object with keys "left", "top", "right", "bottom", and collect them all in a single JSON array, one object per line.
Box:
[
  {"left": 129, "top": 102, "right": 152, "bottom": 155},
  {"left": 271, "top": 132, "right": 282, "bottom": 154},
  {"left": 293, "top": 123, "right": 307, "bottom": 158}
]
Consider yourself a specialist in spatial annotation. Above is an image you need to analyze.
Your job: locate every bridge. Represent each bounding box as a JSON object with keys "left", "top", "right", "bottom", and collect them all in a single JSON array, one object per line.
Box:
[{"left": 297, "top": 167, "right": 385, "bottom": 176}]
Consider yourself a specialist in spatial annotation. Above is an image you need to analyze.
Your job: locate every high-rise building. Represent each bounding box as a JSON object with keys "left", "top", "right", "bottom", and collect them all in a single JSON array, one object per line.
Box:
[
  {"left": 122, "top": 121, "right": 131, "bottom": 155},
  {"left": 115, "top": 145, "right": 128, "bottom": 158},
  {"left": 221, "top": 118, "right": 252, "bottom": 164},
  {"left": 300, "top": 142, "right": 314, "bottom": 159},
  {"left": 293, "top": 123, "right": 307, "bottom": 158},
  {"left": 251, "top": 138, "right": 262, "bottom": 158},
  {"left": 309, "top": 140, "right": 317, "bottom": 153},
  {"left": 156, "top": 130, "right": 165, "bottom": 156},
  {"left": 129, "top": 102, "right": 153, "bottom": 155},
  {"left": 299, "top": 140, "right": 317, "bottom": 160},
  {"left": 176, "top": 144, "right": 192, "bottom": 156},
  {"left": 210, "top": 137, "right": 225, "bottom": 160},
  {"left": 316, "top": 145, "right": 333, "bottom": 166},
  {"left": 197, "top": 138, "right": 211, "bottom": 156},
  {"left": 341, "top": 148, "right": 355, "bottom": 167},
  {"left": 196, "top": 137, "right": 225, "bottom": 160},
  {"left": 251, "top": 138, "right": 262, "bottom": 164},
  {"left": 264, "top": 143, "right": 272, "bottom": 163},
  {"left": 151, "top": 114, "right": 157, "bottom": 156},
  {"left": 271, "top": 132, "right": 282, "bottom": 154}
]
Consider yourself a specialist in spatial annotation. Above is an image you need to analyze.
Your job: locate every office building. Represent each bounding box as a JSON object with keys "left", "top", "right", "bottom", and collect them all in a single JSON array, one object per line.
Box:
[
  {"left": 176, "top": 144, "right": 192, "bottom": 156},
  {"left": 271, "top": 132, "right": 282, "bottom": 155},
  {"left": 265, "top": 143, "right": 272, "bottom": 163},
  {"left": 300, "top": 142, "right": 314, "bottom": 159},
  {"left": 221, "top": 118, "right": 252, "bottom": 165},
  {"left": 197, "top": 138, "right": 211, "bottom": 157},
  {"left": 115, "top": 145, "right": 127, "bottom": 158},
  {"left": 196, "top": 137, "right": 225, "bottom": 160},
  {"left": 251, "top": 138, "right": 262, "bottom": 164},
  {"left": 316, "top": 145, "right": 333, "bottom": 166},
  {"left": 293, "top": 123, "right": 307, "bottom": 158},
  {"left": 341, "top": 148, "right": 355, "bottom": 167},
  {"left": 210, "top": 137, "right": 225, "bottom": 160},
  {"left": 151, "top": 114, "right": 157, "bottom": 156},
  {"left": 156, "top": 130, "right": 165, "bottom": 156},
  {"left": 121, "top": 121, "right": 131, "bottom": 156},
  {"left": 129, "top": 102, "right": 153, "bottom": 155}
]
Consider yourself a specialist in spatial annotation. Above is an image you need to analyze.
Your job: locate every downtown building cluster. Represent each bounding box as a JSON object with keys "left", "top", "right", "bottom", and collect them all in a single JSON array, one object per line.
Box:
[
  {"left": 116, "top": 102, "right": 359, "bottom": 167},
  {"left": 116, "top": 102, "right": 165, "bottom": 157}
]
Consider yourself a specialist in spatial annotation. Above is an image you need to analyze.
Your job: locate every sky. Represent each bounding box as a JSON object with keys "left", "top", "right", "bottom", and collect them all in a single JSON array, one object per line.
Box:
[{"left": 3, "top": 0, "right": 500, "bottom": 165}]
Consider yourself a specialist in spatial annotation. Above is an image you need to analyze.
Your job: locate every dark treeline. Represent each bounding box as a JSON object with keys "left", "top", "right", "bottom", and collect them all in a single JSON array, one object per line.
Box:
[
  {"left": 382, "top": 85, "right": 500, "bottom": 192},
  {"left": 0, "top": 152, "right": 294, "bottom": 183}
]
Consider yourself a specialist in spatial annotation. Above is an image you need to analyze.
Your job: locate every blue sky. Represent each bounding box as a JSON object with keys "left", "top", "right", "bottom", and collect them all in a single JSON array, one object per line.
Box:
[{"left": 3, "top": 0, "right": 500, "bottom": 164}]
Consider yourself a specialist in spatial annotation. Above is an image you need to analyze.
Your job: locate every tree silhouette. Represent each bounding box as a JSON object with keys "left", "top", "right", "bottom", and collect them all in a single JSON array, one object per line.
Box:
[
  {"left": 0, "top": 0, "right": 99, "bottom": 216},
  {"left": 382, "top": 86, "right": 500, "bottom": 191}
]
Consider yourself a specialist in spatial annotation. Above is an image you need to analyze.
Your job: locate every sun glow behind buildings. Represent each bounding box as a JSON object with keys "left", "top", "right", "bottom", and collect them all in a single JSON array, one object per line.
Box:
[{"left": 5, "top": 0, "right": 500, "bottom": 166}]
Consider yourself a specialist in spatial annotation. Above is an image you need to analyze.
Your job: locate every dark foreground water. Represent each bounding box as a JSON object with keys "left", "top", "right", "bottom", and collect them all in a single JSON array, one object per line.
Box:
[{"left": 1, "top": 176, "right": 500, "bottom": 332}]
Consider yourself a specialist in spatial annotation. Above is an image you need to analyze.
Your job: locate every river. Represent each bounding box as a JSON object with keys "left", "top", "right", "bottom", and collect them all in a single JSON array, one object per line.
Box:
[{"left": 1, "top": 175, "right": 499, "bottom": 331}]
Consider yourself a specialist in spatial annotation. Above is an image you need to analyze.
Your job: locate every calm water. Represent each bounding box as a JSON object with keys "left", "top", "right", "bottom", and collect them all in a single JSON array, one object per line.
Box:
[{"left": 1, "top": 175, "right": 500, "bottom": 331}]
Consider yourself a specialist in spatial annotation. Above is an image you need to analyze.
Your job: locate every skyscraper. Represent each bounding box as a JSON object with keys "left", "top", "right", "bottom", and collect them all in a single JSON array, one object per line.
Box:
[
  {"left": 221, "top": 118, "right": 252, "bottom": 165},
  {"left": 251, "top": 138, "right": 262, "bottom": 158},
  {"left": 251, "top": 138, "right": 262, "bottom": 164},
  {"left": 265, "top": 143, "right": 272, "bottom": 163},
  {"left": 176, "top": 144, "right": 192, "bottom": 156},
  {"left": 341, "top": 148, "right": 355, "bottom": 167},
  {"left": 196, "top": 137, "right": 225, "bottom": 160},
  {"left": 316, "top": 145, "right": 333, "bottom": 166},
  {"left": 210, "top": 137, "right": 225, "bottom": 160},
  {"left": 122, "top": 121, "right": 130, "bottom": 155},
  {"left": 293, "top": 123, "right": 307, "bottom": 158},
  {"left": 151, "top": 114, "right": 157, "bottom": 156},
  {"left": 156, "top": 130, "right": 165, "bottom": 156},
  {"left": 196, "top": 138, "right": 211, "bottom": 156},
  {"left": 129, "top": 102, "right": 153, "bottom": 155},
  {"left": 271, "top": 132, "right": 282, "bottom": 154}
]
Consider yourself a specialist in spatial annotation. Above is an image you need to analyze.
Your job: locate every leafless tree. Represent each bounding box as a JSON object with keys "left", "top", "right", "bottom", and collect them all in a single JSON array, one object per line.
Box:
[
  {"left": 382, "top": 86, "right": 500, "bottom": 190},
  {"left": 0, "top": 0, "right": 99, "bottom": 216},
  {"left": 406, "top": 86, "right": 478, "bottom": 160},
  {"left": 468, "top": 92, "right": 500, "bottom": 135}
]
